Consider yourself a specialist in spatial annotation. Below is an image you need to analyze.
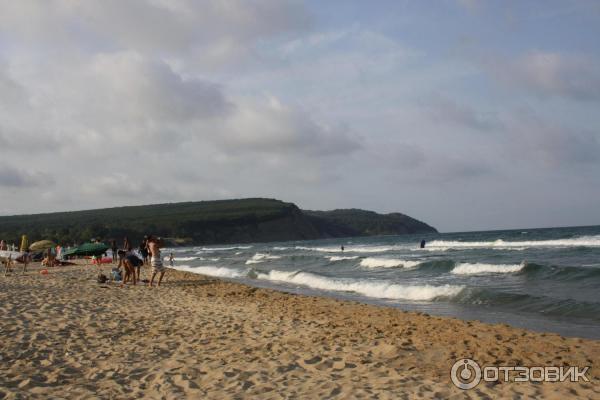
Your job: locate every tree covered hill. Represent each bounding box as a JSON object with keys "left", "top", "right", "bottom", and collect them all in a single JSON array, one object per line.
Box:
[{"left": 0, "top": 198, "right": 437, "bottom": 246}]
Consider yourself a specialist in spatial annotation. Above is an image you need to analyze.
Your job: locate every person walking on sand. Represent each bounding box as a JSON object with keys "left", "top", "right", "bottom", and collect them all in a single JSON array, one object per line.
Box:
[{"left": 147, "top": 235, "right": 166, "bottom": 287}]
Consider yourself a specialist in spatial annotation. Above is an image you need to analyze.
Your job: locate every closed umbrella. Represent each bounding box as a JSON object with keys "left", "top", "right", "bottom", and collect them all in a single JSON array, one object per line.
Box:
[
  {"left": 29, "top": 240, "right": 57, "bottom": 251},
  {"left": 19, "top": 235, "right": 29, "bottom": 252}
]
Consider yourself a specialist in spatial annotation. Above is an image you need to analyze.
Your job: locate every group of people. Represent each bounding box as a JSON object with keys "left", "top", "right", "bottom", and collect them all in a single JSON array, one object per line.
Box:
[{"left": 113, "top": 235, "right": 170, "bottom": 288}]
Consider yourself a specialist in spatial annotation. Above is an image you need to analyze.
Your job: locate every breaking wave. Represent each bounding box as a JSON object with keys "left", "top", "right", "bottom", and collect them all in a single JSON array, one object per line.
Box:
[
  {"left": 174, "top": 265, "right": 247, "bottom": 279},
  {"left": 451, "top": 262, "right": 526, "bottom": 275},
  {"left": 196, "top": 245, "right": 253, "bottom": 254},
  {"left": 256, "top": 270, "right": 464, "bottom": 301},
  {"left": 245, "top": 253, "right": 282, "bottom": 265},
  {"left": 328, "top": 256, "right": 359, "bottom": 262},
  {"left": 426, "top": 235, "right": 600, "bottom": 251},
  {"left": 360, "top": 257, "right": 422, "bottom": 269}
]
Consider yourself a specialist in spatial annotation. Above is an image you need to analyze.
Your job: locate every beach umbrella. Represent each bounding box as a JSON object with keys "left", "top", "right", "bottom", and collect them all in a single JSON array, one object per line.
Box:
[
  {"left": 29, "top": 240, "right": 56, "bottom": 251},
  {"left": 19, "top": 235, "right": 29, "bottom": 252},
  {"left": 62, "top": 242, "right": 109, "bottom": 257}
]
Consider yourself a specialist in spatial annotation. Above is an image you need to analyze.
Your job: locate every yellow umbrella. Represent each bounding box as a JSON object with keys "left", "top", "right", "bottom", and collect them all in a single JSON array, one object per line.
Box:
[
  {"left": 29, "top": 240, "right": 56, "bottom": 251},
  {"left": 20, "top": 235, "right": 29, "bottom": 252}
]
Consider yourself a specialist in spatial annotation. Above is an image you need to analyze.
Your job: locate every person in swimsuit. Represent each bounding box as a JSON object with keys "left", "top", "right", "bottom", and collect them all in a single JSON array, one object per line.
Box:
[
  {"left": 147, "top": 235, "right": 166, "bottom": 287},
  {"left": 118, "top": 250, "right": 143, "bottom": 286}
]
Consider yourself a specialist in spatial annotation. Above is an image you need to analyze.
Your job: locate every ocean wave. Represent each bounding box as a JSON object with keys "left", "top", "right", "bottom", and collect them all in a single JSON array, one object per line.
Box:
[
  {"left": 453, "top": 288, "right": 600, "bottom": 320},
  {"left": 328, "top": 256, "right": 359, "bottom": 262},
  {"left": 295, "top": 246, "right": 342, "bottom": 253},
  {"left": 174, "top": 265, "right": 246, "bottom": 279},
  {"left": 359, "top": 257, "right": 421, "bottom": 269},
  {"left": 451, "top": 262, "right": 525, "bottom": 275},
  {"left": 168, "top": 256, "right": 198, "bottom": 262},
  {"left": 256, "top": 270, "right": 463, "bottom": 301},
  {"left": 426, "top": 235, "right": 600, "bottom": 251},
  {"left": 245, "top": 253, "right": 282, "bottom": 265},
  {"left": 195, "top": 245, "right": 253, "bottom": 253},
  {"left": 295, "top": 245, "right": 408, "bottom": 253}
]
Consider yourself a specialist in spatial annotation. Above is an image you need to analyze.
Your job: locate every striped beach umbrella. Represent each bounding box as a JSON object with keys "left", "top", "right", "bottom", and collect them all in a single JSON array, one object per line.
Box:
[{"left": 29, "top": 240, "right": 57, "bottom": 251}]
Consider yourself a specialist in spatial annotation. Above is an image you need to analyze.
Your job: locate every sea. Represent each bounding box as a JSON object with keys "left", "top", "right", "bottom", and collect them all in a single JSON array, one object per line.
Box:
[{"left": 163, "top": 225, "right": 600, "bottom": 339}]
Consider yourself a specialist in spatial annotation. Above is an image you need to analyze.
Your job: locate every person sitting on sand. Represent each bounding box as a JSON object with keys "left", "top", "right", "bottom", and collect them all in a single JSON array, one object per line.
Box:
[
  {"left": 42, "top": 248, "right": 55, "bottom": 268},
  {"left": 147, "top": 235, "right": 166, "bottom": 287}
]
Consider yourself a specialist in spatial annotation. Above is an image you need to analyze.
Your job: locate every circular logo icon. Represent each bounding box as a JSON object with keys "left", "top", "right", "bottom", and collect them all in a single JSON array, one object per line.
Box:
[{"left": 451, "top": 358, "right": 482, "bottom": 390}]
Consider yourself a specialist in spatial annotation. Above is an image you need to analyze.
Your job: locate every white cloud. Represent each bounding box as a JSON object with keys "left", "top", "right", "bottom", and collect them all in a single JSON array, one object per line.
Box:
[{"left": 486, "top": 51, "right": 600, "bottom": 101}]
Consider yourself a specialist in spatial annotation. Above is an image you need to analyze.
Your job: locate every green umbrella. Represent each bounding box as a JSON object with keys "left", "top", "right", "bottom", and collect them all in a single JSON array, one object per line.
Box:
[
  {"left": 29, "top": 240, "right": 56, "bottom": 251},
  {"left": 62, "top": 242, "right": 109, "bottom": 257}
]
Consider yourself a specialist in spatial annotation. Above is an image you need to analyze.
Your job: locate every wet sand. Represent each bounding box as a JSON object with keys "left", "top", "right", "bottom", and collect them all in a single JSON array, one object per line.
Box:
[{"left": 0, "top": 262, "right": 598, "bottom": 399}]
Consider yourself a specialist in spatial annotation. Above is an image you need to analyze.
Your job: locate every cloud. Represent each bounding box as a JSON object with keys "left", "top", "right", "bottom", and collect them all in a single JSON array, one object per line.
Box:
[
  {"left": 214, "top": 96, "right": 362, "bottom": 157},
  {"left": 422, "top": 97, "right": 502, "bottom": 131},
  {"left": 0, "top": 0, "right": 311, "bottom": 71},
  {"left": 503, "top": 110, "right": 600, "bottom": 167},
  {"left": 0, "top": 164, "right": 53, "bottom": 188},
  {"left": 485, "top": 51, "right": 600, "bottom": 101}
]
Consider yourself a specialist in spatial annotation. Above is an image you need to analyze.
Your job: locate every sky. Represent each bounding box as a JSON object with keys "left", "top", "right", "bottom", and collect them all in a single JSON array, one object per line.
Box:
[{"left": 0, "top": 0, "right": 599, "bottom": 232}]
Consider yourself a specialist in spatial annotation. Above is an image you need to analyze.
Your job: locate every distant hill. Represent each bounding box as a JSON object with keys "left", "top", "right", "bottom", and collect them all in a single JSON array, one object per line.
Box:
[
  {"left": 0, "top": 198, "right": 437, "bottom": 246},
  {"left": 304, "top": 208, "right": 437, "bottom": 237}
]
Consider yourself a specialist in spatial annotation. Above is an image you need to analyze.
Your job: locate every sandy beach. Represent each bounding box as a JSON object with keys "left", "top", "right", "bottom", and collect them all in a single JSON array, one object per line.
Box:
[{"left": 0, "top": 262, "right": 598, "bottom": 399}]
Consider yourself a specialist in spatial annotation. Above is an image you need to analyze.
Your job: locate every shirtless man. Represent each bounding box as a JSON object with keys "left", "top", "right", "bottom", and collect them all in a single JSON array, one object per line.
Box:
[{"left": 147, "top": 235, "right": 166, "bottom": 287}]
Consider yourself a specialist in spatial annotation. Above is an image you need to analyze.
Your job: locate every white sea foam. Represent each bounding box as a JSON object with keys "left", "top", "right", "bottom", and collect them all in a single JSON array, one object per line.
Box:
[
  {"left": 359, "top": 257, "right": 421, "bottom": 269},
  {"left": 174, "top": 265, "right": 246, "bottom": 279},
  {"left": 451, "top": 262, "right": 525, "bottom": 275},
  {"left": 196, "top": 245, "right": 253, "bottom": 253},
  {"left": 295, "top": 246, "right": 341, "bottom": 253},
  {"left": 328, "top": 256, "right": 359, "bottom": 262},
  {"left": 426, "top": 235, "right": 600, "bottom": 251},
  {"left": 256, "top": 270, "right": 463, "bottom": 301},
  {"left": 199, "top": 257, "right": 221, "bottom": 262},
  {"left": 168, "top": 256, "right": 198, "bottom": 262},
  {"left": 245, "top": 253, "right": 282, "bottom": 265}
]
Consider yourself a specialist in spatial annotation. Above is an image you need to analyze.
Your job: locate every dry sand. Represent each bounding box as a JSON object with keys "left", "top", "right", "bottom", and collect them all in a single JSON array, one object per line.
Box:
[{"left": 0, "top": 262, "right": 598, "bottom": 399}]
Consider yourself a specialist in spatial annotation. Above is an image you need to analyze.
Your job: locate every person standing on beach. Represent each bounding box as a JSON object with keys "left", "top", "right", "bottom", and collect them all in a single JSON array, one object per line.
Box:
[
  {"left": 139, "top": 236, "right": 149, "bottom": 265},
  {"left": 147, "top": 235, "right": 166, "bottom": 287},
  {"left": 123, "top": 237, "right": 131, "bottom": 253},
  {"left": 110, "top": 240, "right": 118, "bottom": 262}
]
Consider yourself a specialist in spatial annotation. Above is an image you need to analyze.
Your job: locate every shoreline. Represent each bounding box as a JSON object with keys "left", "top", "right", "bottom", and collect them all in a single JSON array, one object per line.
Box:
[
  {"left": 178, "top": 267, "right": 600, "bottom": 341},
  {"left": 1, "top": 262, "right": 599, "bottom": 398}
]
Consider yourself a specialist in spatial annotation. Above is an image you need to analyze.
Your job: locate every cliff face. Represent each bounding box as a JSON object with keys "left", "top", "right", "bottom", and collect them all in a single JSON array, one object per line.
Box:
[{"left": 0, "top": 199, "right": 437, "bottom": 245}]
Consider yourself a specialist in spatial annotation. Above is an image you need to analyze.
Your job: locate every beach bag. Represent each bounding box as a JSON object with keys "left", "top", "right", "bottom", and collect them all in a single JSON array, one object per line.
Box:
[{"left": 111, "top": 269, "right": 122, "bottom": 281}]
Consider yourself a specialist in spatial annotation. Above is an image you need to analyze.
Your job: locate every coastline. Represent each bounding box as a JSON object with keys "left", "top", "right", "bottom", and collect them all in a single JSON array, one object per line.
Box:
[{"left": 1, "top": 262, "right": 598, "bottom": 399}]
